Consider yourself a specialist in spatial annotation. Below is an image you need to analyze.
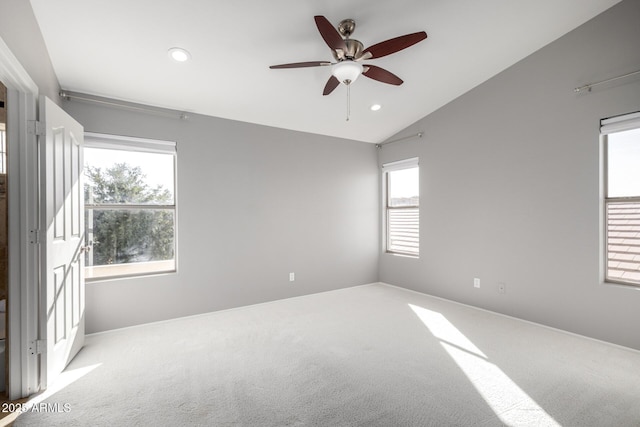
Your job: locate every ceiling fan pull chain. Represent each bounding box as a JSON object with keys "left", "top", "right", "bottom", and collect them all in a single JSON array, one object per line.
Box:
[{"left": 346, "top": 84, "right": 351, "bottom": 122}]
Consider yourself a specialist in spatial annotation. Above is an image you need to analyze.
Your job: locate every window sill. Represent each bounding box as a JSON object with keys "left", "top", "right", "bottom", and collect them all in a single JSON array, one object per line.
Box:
[
  {"left": 385, "top": 251, "right": 419, "bottom": 259},
  {"left": 602, "top": 279, "right": 640, "bottom": 290},
  {"left": 85, "top": 260, "right": 176, "bottom": 282}
]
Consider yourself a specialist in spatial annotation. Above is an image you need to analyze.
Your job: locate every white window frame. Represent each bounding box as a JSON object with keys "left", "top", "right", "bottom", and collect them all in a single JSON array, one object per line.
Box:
[
  {"left": 601, "top": 111, "right": 640, "bottom": 288},
  {"left": 84, "top": 132, "right": 178, "bottom": 281},
  {"left": 382, "top": 157, "right": 419, "bottom": 257},
  {"left": 0, "top": 122, "right": 6, "bottom": 173}
]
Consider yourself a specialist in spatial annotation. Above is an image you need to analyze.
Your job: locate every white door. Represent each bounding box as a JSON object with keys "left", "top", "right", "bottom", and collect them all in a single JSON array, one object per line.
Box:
[{"left": 40, "top": 96, "right": 85, "bottom": 388}]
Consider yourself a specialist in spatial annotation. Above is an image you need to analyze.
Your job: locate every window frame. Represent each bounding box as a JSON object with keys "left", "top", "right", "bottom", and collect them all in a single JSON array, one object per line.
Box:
[
  {"left": 0, "top": 123, "right": 6, "bottom": 174},
  {"left": 601, "top": 112, "right": 640, "bottom": 288},
  {"left": 84, "top": 132, "right": 178, "bottom": 281},
  {"left": 382, "top": 157, "right": 419, "bottom": 258}
]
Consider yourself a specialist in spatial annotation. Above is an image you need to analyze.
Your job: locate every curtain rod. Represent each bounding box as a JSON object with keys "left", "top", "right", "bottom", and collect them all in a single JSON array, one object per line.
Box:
[
  {"left": 376, "top": 132, "right": 423, "bottom": 148},
  {"left": 574, "top": 69, "right": 640, "bottom": 93},
  {"left": 59, "top": 91, "right": 189, "bottom": 120}
]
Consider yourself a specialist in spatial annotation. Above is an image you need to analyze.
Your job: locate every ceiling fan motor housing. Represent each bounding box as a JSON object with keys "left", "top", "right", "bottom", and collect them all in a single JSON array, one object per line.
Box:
[{"left": 332, "top": 39, "right": 364, "bottom": 61}]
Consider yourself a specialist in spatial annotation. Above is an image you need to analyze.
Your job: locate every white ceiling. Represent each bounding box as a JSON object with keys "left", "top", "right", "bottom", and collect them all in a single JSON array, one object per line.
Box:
[{"left": 29, "top": 0, "right": 620, "bottom": 144}]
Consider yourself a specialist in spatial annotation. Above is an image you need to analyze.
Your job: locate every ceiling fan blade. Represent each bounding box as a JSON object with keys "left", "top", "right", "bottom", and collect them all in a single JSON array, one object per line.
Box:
[
  {"left": 314, "top": 16, "right": 347, "bottom": 52},
  {"left": 362, "top": 31, "right": 427, "bottom": 59},
  {"left": 323, "top": 76, "right": 340, "bottom": 96},
  {"left": 269, "top": 61, "right": 332, "bottom": 69},
  {"left": 362, "top": 65, "right": 403, "bottom": 85}
]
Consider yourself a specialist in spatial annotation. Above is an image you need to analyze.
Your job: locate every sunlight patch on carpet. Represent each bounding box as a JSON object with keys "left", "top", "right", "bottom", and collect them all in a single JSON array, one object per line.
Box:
[
  {"left": 27, "top": 364, "right": 102, "bottom": 409},
  {"left": 409, "top": 304, "right": 560, "bottom": 427}
]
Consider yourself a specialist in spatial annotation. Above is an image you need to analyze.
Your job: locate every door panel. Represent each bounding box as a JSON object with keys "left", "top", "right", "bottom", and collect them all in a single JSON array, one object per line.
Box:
[{"left": 40, "top": 96, "right": 85, "bottom": 388}]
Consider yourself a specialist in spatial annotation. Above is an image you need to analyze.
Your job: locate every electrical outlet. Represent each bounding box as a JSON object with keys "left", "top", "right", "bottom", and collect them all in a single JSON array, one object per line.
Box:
[
  {"left": 289, "top": 272, "right": 295, "bottom": 282},
  {"left": 498, "top": 282, "right": 506, "bottom": 294},
  {"left": 474, "top": 278, "right": 481, "bottom": 288}
]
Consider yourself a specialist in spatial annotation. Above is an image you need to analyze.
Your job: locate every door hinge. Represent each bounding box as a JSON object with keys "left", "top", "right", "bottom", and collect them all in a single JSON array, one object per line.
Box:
[
  {"left": 28, "top": 120, "right": 45, "bottom": 137},
  {"left": 30, "top": 339, "right": 46, "bottom": 355},
  {"left": 30, "top": 229, "right": 41, "bottom": 244}
]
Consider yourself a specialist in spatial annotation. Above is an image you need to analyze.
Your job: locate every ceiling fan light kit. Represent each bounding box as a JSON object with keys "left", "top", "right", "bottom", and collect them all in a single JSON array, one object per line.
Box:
[{"left": 332, "top": 61, "right": 363, "bottom": 85}]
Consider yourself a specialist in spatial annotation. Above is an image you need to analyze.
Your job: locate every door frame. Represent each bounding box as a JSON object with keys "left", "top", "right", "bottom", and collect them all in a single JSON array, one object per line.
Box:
[{"left": 0, "top": 36, "right": 41, "bottom": 399}]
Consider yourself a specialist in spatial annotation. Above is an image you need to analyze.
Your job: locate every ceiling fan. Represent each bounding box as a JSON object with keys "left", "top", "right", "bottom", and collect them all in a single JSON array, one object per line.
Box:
[{"left": 269, "top": 16, "right": 428, "bottom": 96}]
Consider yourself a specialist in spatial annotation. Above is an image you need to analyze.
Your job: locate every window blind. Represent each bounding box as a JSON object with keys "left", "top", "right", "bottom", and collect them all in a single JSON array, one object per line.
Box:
[
  {"left": 84, "top": 132, "right": 176, "bottom": 154},
  {"left": 382, "top": 157, "right": 419, "bottom": 172},
  {"left": 601, "top": 111, "right": 640, "bottom": 135}
]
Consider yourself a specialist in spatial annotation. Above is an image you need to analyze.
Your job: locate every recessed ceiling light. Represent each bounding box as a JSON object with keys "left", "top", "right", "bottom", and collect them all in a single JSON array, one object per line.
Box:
[
  {"left": 370, "top": 104, "right": 382, "bottom": 111},
  {"left": 168, "top": 47, "right": 191, "bottom": 62}
]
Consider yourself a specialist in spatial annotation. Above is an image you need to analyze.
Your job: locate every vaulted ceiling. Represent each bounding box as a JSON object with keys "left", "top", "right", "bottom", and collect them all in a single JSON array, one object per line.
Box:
[{"left": 30, "top": 0, "right": 620, "bottom": 143}]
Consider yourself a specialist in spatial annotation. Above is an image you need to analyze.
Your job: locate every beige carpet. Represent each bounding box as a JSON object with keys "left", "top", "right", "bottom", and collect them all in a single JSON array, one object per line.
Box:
[{"left": 13, "top": 283, "right": 640, "bottom": 426}]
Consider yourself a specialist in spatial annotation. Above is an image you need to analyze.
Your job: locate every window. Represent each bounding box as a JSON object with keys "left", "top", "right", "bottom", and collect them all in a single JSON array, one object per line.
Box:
[
  {"left": 602, "top": 112, "right": 640, "bottom": 287},
  {"left": 84, "top": 133, "right": 177, "bottom": 280},
  {"left": 383, "top": 158, "right": 419, "bottom": 257}
]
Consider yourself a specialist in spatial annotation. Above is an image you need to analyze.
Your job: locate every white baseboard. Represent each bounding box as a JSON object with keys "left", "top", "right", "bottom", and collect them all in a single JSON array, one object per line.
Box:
[
  {"left": 88, "top": 282, "right": 383, "bottom": 337},
  {"left": 378, "top": 282, "right": 640, "bottom": 355}
]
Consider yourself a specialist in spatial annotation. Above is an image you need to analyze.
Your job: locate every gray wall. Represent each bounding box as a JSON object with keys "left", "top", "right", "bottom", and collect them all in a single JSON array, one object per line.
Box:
[
  {"left": 379, "top": 0, "right": 640, "bottom": 350},
  {"left": 62, "top": 101, "right": 380, "bottom": 333},
  {"left": 0, "top": 0, "right": 60, "bottom": 100},
  {"left": 5, "top": 0, "right": 639, "bottom": 350}
]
